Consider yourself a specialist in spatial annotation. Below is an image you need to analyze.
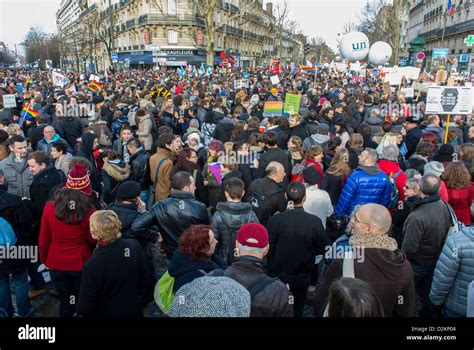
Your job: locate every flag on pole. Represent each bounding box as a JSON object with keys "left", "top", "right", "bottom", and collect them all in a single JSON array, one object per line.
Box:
[
  {"left": 68, "top": 84, "right": 77, "bottom": 95},
  {"left": 87, "top": 81, "right": 103, "bottom": 94},
  {"left": 52, "top": 71, "right": 68, "bottom": 87},
  {"left": 192, "top": 65, "right": 197, "bottom": 77},
  {"left": 447, "top": 0, "right": 455, "bottom": 15},
  {"left": 206, "top": 67, "right": 212, "bottom": 76},
  {"left": 21, "top": 105, "right": 40, "bottom": 120},
  {"left": 199, "top": 64, "right": 205, "bottom": 75}
]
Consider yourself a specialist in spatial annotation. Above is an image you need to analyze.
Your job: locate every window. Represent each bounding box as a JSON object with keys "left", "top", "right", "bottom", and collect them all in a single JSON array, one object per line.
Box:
[
  {"left": 168, "top": 30, "right": 178, "bottom": 44},
  {"left": 168, "top": 0, "right": 177, "bottom": 15}
]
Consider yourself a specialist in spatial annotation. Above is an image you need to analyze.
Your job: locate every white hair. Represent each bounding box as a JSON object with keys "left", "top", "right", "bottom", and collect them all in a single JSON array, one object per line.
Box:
[{"left": 239, "top": 245, "right": 266, "bottom": 256}]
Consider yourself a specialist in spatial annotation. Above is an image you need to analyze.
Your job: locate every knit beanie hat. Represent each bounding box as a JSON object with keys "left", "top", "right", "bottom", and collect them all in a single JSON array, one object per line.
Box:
[
  {"left": 65, "top": 163, "right": 92, "bottom": 195},
  {"left": 169, "top": 277, "right": 251, "bottom": 317},
  {"left": 424, "top": 161, "right": 445, "bottom": 178}
]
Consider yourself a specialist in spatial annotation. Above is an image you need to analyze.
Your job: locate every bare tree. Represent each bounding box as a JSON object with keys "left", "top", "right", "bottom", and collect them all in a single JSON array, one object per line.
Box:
[{"left": 151, "top": 0, "right": 258, "bottom": 65}]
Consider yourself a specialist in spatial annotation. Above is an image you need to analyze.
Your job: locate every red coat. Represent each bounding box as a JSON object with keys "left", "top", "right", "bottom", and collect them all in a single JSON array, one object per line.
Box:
[
  {"left": 377, "top": 160, "right": 407, "bottom": 202},
  {"left": 291, "top": 158, "right": 323, "bottom": 185},
  {"left": 447, "top": 187, "right": 472, "bottom": 225},
  {"left": 39, "top": 202, "right": 96, "bottom": 271}
]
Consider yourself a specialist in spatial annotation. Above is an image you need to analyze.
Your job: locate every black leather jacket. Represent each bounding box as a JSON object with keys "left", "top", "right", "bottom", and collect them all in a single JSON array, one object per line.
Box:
[
  {"left": 131, "top": 190, "right": 209, "bottom": 257},
  {"left": 129, "top": 148, "right": 150, "bottom": 191}
]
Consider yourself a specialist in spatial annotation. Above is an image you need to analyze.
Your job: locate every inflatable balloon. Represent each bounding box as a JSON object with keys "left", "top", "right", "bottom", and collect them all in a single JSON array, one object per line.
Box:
[
  {"left": 335, "top": 56, "right": 341, "bottom": 62},
  {"left": 339, "top": 32, "right": 370, "bottom": 61},
  {"left": 368, "top": 41, "right": 392, "bottom": 65}
]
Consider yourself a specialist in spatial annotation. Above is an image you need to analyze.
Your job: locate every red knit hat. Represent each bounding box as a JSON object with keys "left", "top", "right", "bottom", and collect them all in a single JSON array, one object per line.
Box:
[
  {"left": 65, "top": 163, "right": 92, "bottom": 195},
  {"left": 237, "top": 223, "right": 269, "bottom": 248}
]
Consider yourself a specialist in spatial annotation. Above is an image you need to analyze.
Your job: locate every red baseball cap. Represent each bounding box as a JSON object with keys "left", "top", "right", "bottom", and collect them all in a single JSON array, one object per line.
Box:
[{"left": 237, "top": 223, "right": 269, "bottom": 248}]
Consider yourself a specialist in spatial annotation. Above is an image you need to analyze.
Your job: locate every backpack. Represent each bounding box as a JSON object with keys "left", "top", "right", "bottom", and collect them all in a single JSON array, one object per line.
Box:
[
  {"left": 0, "top": 218, "right": 17, "bottom": 246},
  {"left": 154, "top": 269, "right": 206, "bottom": 315},
  {"left": 388, "top": 170, "right": 402, "bottom": 209},
  {"left": 291, "top": 159, "right": 307, "bottom": 183},
  {"left": 246, "top": 180, "right": 283, "bottom": 226}
]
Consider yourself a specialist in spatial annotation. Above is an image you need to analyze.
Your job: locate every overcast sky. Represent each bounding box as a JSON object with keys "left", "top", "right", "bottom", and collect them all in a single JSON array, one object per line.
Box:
[{"left": 0, "top": 0, "right": 367, "bottom": 54}]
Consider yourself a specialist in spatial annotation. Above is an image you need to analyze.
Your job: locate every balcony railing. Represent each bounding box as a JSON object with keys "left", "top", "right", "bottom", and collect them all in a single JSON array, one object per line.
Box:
[
  {"left": 135, "top": 13, "right": 204, "bottom": 27},
  {"left": 126, "top": 19, "right": 135, "bottom": 29},
  {"left": 79, "top": 3, "right": 97, "bottom": 19}
]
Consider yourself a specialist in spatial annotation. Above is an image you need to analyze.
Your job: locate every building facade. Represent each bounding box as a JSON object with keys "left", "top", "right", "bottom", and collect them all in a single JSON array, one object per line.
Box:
[
  {"left": 56, "top": 0, "right": 303, "bottom": 72},
  {"left": 401, "top": 0, "right": 474, "bottom": 72}
]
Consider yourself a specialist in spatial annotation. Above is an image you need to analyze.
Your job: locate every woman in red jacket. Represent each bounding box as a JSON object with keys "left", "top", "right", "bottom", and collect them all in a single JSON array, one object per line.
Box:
[
  {"left": 441, "top": 162, "right": 472, "bottom": 225},
  {"left": 292, "top": 145, "right": 324, "bottom": 184},
  {"left": 39, "top": 163, "right": 96, "bottom": 317}
]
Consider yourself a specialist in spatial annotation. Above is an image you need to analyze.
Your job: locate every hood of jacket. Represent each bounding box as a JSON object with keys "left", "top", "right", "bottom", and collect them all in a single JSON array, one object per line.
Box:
[
  {"left": 308, "top": 134, "right": 330, "bottom": 145},
  {"left": 213, "top": 110, "right": 226, "bottom": 123},
  {"left": 103, "top": 160, "right": 130, "bottom": 181},
  {"left": 377, "top": 159, "right": 401, "bottom": 175},
  {"left": 168, "top": 250, "right": 214, "bottom": 277},
  {"left": 366, "top": 115, "right": 384, "bottom": 126},
  {"left": 79, "top": 132, "right": 97, "bottom": 156},
  {"left": 351, "top": 243, "right": 410, "bottom": 282},
  {"left": 357, "top": 164, "right": 383, "bottom": 176}
]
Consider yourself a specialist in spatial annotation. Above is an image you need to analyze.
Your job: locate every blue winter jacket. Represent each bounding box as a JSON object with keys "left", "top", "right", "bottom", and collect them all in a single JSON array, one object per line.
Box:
[
  {"left": 335, "top": 165, "right": 392, "bottom": 217},
  {"left": 430, "top": 225, "right": 474, "bottom": 316}
]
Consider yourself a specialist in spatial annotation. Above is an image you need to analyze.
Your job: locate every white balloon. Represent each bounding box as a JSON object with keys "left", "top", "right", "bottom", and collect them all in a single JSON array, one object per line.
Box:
[
  {"left": 335, "top": 56, "right": 341, "bottom": 62},
  {"left": 339, "top": 32, "right": 370, "bottom": 61},
  {"left": 368, "top": 41, "right": 392, "bottom": 65}
]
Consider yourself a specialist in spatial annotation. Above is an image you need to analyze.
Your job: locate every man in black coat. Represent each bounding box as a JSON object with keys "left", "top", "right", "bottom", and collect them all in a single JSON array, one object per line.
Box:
[
  {"left": 0, "top": 170, "right": 36, "bottom": 317},
  {"left": 127, "top": 138, "right": 151, "bottom": 197},
  {"left": 247, "top": 161, "right": 288, "bottom": 226},
  {"left": 256, "top": 131, "right": 291, "bottom": 180},
  {"left": 55, "top": 113, "right": 84, "bottom": 150},
  {"left": 403, "top": 116, "right": 423, "bottom": 159},
  {"left": 26, "top": 151, "right": 65, "bottom": 224},
  {"left": 402, "top": 175, "right": 451, "bottom": 317},
  {"left": 27, "top": 115, "right": 49, "bottom": 151},
  {"left": 107, "top": 181, "right": 159, "bottom": 278},
  {"left": 210, "top": 222, "right": 294, "bottom": 317},
  {"left": 289, "top": 114, "right": 309, "bottom": 141},
  {"left": 266, "top": 182, "right": 329, "bottom": 317},
  {"left": 213, "top": 113, "right": 235, "bottom": 143},
  {"left": 132, "top": 171, "right": 210, "bottom": 259}
]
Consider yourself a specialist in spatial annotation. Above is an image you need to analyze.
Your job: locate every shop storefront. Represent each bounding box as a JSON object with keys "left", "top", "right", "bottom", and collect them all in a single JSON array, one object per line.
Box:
[{"left": 116, "top": 49, "right": 240, "bottom": 68}]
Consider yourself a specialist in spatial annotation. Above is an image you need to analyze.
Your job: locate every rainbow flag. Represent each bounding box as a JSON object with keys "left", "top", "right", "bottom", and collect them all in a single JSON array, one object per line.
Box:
[
  {"left": 21, "top": 105, "right": 39, "bottom": 120},
  {"left": 263, "top": 101, "right": 284, "bottom": 117},
  {"left": 87, "top": 81, "right": 102, "bottom": 94}
]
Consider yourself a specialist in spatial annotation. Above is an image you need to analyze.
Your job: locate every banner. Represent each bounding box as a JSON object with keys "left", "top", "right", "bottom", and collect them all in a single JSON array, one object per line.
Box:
[
  {"left": 234, "top": 79, "right": 249, "bottom": 89},
  {"left": 400, "top": 88, "right": 414, "bottom": 99},
  {"left": 284, "top": 94, "right": 301, "bottom": 115},
  {"left": 263, "top": 101, "right": 283, "bottom": 117},
  {"left": 2, "top": 94, "right": 16, "bottom": 108},
  {"left": 432, "top": 48, "right": 449, "bottom": 70},
  {"left": 52, "top": 71, "right": 68, "bottom": 87},
  {"left": 425, "top": 86, "right": 472, "bottom": 115},
  {"left": 270, "top": 75, "right": 280, "bottom": 85}
]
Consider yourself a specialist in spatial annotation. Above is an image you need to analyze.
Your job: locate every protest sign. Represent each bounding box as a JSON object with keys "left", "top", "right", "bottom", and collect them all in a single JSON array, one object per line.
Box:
[
  {"left": 426, "top": 86, "right": 472, "bottom": 115},
  {"left": 2, "top": 94, "right": 16, "bottom": 108},
  {"left": 284, "top": 94, "right": 301, "bottom": 115}
]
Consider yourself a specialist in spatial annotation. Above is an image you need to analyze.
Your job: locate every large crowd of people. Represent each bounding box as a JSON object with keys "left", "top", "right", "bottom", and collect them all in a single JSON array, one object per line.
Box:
[{"left": 0, "top": 64, "right": 473, "bottom": 318}]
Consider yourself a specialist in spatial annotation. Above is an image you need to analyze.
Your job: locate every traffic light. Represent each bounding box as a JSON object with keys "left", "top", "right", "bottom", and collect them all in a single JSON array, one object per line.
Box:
[{"left": 304, "top": 44, "right": 311, "bottom": 55}]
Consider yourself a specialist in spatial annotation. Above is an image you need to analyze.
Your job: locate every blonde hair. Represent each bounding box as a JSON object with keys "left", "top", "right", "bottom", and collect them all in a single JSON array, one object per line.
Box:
[
  {"left": 327, "top": 147, "right": 351, "bottom": 177},
  {"left": 376, "top": 132, "right": 399, "bottom": 156},
  {"left": 90, "top": 210, "right": 122, "bottom": 242},
  {"left": 7, "top": 124, "right": 20, "bottom": 136}
]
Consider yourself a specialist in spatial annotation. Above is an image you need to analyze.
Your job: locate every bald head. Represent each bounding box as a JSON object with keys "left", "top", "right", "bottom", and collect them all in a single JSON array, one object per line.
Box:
[
  {"left": 43, "top": 126, "right": 56, "bottom": 141},
  {"left": 355, "top": 204, "right": 392, "bottom": 235},
  {"left": 265, "top": 161, "right": 286, "bottom": 184}
]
